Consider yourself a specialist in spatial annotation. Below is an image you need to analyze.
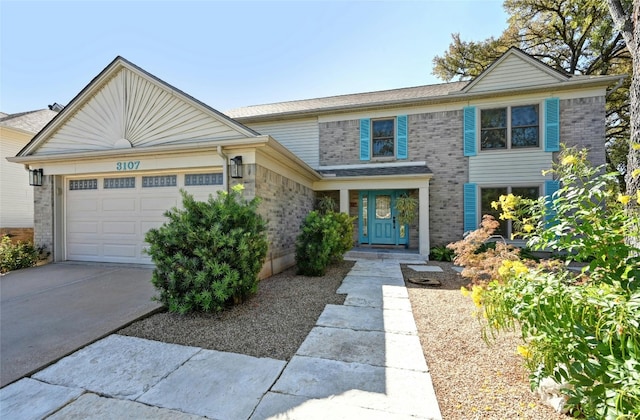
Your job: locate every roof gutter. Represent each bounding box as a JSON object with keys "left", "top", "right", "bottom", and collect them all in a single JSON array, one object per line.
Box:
[{"left": 606, "top": 75, "right": 627, "bottom": 98}]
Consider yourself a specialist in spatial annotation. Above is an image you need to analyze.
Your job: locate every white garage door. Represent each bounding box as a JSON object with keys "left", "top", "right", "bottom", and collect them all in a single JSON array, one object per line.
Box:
[{"left": 66, "top": 172, "right": 223, "bottom": 264}]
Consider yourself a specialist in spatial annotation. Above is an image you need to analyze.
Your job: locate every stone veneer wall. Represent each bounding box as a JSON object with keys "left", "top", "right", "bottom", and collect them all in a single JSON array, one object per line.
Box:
[
  {"left": 242, "top": 164, "right": 315, "bottom": 277},
  {"left": 33, "top": 175, "right": 54, "bottom": 260},
  {"left": 559, "top": 96, "right": 606, "bottom": 167}
]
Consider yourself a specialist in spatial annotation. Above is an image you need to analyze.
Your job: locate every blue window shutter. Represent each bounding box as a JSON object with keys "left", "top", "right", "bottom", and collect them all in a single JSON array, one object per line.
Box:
[
  {"left": 544, "top": 98, "right": 560, "bottom": 152},
  {"left": 463, "top": 183, "right": 478, "bottom": 233},
  {"left": 360, "top": 118, "right": 370, "bottom": 161},
  {"left": 396, "top": 115, "right": 408, "bottom": 159},
  {"left": 463, "top": 106, "right": 477, "bottom": 156},
  {"left": 544, "top": 180, "right": 560, "bottom": 224}
]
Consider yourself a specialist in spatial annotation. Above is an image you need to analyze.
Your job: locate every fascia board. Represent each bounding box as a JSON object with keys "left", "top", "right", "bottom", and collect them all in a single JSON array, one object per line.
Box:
[{"left": 7, "top": 137, "right": 271, "bottom": 165}]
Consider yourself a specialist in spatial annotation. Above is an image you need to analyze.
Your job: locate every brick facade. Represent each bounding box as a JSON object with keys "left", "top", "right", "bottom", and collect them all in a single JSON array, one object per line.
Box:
[
  {"left": 33, "top": 175, "right": 54, "bottom": 261},
  {"left": 408, "top": 111, "right": 466, "bottom": 247},
  {"left": 319, "top": 120, "right": 360, "bottom": 166},
  {"left": 253, "top": 164, "right": 315, "bottom": 274},
  {"left": 317, "top": 111, "right": 467, "bottom": 249},
  {"left": 560, "top": 96, "right": 607, "bottom": 167}
]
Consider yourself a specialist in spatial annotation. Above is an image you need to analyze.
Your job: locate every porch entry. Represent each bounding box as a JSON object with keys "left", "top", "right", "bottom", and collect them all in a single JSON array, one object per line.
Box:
[{"left": 358, "top": 190, "right": 408, "bottom": 246}]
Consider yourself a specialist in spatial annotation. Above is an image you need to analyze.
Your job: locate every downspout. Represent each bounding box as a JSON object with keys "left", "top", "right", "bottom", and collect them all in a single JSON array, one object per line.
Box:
[{"left": 217, "top": 145, "right": 229, "bottom": 193}]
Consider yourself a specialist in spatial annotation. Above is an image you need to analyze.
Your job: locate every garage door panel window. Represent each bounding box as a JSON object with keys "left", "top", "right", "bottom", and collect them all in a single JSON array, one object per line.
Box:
[
  {"left": 104, "top": 177, "right": 136, "bottom": 189},
  {"left": 142, "top": 175, "right": 177, "bottom": 188},
  {"left": 69, "top": 179, "right": 98, "bottom": 190},
  {"left": 185, "top": 173, "right": 223, "bottom": 186}
]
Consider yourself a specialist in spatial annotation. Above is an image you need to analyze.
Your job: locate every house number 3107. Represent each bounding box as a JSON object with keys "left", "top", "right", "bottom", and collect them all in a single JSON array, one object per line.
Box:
[{"left": 116, "top": 161, "right": 140, "bottom": 171}]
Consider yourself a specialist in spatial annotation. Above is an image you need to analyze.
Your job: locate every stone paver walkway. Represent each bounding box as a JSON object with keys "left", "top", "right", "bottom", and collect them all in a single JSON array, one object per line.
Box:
[{"left": 0, "top": 259, "right": 442, "bottom": 419}]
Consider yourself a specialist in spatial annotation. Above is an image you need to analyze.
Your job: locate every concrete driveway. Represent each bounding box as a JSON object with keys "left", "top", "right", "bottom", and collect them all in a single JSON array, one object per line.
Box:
[{"left": 0, "top": 262, "right": 162, "bottom": 388}]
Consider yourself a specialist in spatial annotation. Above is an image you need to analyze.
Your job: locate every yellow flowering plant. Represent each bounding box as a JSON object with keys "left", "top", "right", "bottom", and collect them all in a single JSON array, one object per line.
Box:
[{"left": 453, "top": 146, "right": 640, "bottom": 417}]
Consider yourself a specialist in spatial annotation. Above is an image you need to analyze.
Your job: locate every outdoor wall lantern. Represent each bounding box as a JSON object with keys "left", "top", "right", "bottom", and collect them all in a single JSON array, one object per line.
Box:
[
  {"left": 230, "top": 156, "right": 243, "bottom": 179},
  {"left": 29, "top": 168, "right": 43, "bottom": 186}
]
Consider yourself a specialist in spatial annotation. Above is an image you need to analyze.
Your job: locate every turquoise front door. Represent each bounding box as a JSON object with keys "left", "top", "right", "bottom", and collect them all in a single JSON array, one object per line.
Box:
[{"left": 359, "top": 190, "right": 408, "bottom": 246}]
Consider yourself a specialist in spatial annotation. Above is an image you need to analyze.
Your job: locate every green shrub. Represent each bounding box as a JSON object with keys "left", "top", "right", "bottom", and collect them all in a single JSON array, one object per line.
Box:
[
  {"left": 295, "top": 210, "right": 355, "bottom": 276},
  {"left": 145, "top": 186, "right": 268, "bottom": 314},
  {"left": 455, "top": 147, "right": 640, "bottom": 418},
  {"left": 429, "top": 245, "right": 455, "bottom": 262},
  {"left": 0, "top": 235, "right": 39, "bottom": 273}
]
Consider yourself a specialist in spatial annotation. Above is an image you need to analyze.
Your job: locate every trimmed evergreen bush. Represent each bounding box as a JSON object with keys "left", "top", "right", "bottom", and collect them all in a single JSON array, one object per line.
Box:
[
  {"left": 295, "top": 210, "right": 355, "bottom": 276},
  {"left": 0, "top": 235, "right": 39, "bottom": 273},
  {"left": 145, "top": 186, "right": 268, "bottom": 314}
]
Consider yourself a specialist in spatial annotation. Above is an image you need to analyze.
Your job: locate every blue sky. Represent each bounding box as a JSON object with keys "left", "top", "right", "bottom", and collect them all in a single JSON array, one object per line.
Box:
[{"left": 0, "top": 0, "right": 508, "bottom": 115}]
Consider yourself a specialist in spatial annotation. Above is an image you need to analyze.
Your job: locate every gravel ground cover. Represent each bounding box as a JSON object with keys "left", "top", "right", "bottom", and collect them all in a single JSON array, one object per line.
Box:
[
  {"left": 120, "top": 258, "right": 570, "bottom": 419},
  {"left": 403, "top": 261, "right": 568, "bottom": 420},
  {"left": 118, "top": 260, "right": 353, "bottom": 361}
]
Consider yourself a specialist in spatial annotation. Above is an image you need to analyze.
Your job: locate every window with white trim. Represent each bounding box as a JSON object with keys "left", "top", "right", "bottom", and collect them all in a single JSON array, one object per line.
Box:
[
  {"left": 480, "top": 185, "right": 540, "bottom": 238},
  {"left": 371, "top": 118, "right": 395, "bottom": 157},
  {"left": 360, "top": 115, "right": 407, "bottom": 160},
  {"left": 480, "top": 104, "right": 539, "bottom": 150}
]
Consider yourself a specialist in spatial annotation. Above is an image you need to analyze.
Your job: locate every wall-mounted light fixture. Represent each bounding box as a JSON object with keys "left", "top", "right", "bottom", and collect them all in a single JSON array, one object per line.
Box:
[
  {"left": 230, "top": 156, "right": 243, "bottom": 179},
  {"left": 29, "top": 168, "right": 43, "bottom": 186}
]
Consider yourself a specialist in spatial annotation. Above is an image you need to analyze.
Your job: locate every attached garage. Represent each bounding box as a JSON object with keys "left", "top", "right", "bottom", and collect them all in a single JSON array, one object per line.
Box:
[
  {"left": 65, "top": 171, "right": 223, "bottom": 264},
  {"left": 9, "top": 56, "right": 320, "bottom": 276}
]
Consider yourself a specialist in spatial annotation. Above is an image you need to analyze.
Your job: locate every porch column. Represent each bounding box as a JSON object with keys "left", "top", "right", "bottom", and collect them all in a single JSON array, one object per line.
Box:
[
  {"left": 339, "top": 189, "right": 349, "bottom": 214},
  {"left": 419, "top": 186, "right": 430, "bottom": 258}
]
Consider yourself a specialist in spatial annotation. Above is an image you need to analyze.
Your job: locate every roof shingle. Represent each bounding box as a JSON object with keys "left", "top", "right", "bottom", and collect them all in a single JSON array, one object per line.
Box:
[
  {"left": 0, "top": 109, "right": 59, "bottom": 134},
  {"left": 319, "top": 165, "right": 432, "bottom": 178},
  {"left": 225, "top": 82, "right": 468, "bottom": 119}
]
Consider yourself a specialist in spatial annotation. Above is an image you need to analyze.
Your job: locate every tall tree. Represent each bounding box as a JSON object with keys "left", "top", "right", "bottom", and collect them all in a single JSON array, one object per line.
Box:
[
  {"left": 433, "top": 0, "right": 631, "bottom": 183},
  {"left": 606, "top": 0, "right": 639, "bottom": 223}
]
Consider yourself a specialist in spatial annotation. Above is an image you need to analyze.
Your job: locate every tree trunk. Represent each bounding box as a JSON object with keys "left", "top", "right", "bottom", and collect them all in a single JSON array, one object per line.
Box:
[{"left": 607, "top": 0, "right": 639, "bottom": 248}]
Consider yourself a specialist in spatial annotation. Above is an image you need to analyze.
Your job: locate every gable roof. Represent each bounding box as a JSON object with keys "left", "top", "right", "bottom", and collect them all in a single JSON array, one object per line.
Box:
[
  {"left": 461, "top": 47, "right": 570, "bottom": 93},
  {"left": 0, "top": 109, "right": 58, "bottom": 134},
  {"left": 18, "top": 57, "right": 260, "bottom": 157}
]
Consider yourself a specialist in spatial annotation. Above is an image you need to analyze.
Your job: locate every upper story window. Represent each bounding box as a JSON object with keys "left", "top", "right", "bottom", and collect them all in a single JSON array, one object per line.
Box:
[
  {"left": 480, "top": 104, "right": 539, "bottom": 150},
  {"left": 372, "top": 119, "right": 395, "bottom": 157},
  {"left": 360, "top": 115, "right": 407, "bottom": 161}
]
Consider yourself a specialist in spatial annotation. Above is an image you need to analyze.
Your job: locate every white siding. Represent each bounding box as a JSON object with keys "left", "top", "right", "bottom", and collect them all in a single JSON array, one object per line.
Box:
[
  {"left": 467, "top": 54, "right": 561, "bottom": 93},
  {"left": 469, "top": 149, "right": 552, "bottom": 184},
  {"left": 246, "top": 118, "right": 319, "bottom": 168},
  {"left": 0, "top": 136, "right": 33, "bottom": 227},
  {"left": 36, "top": 69, "right": 249, "bottom": 155}
]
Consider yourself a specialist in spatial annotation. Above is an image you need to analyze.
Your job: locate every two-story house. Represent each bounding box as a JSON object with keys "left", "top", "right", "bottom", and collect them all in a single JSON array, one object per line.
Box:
[{"left": 9, "top": 48, "right": 619, "bottom": 276}]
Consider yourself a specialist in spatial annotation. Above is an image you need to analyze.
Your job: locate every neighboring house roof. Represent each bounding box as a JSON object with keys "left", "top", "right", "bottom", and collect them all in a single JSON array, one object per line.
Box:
[
  {"left": 0, "top": 109, "right": 59, "bottom": 134},
  {"left": 319, "top": 165, "right": 432, "bottom": 178},
  {"left": 225, "top": 82, "right": 468, "bottom": 119}
]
